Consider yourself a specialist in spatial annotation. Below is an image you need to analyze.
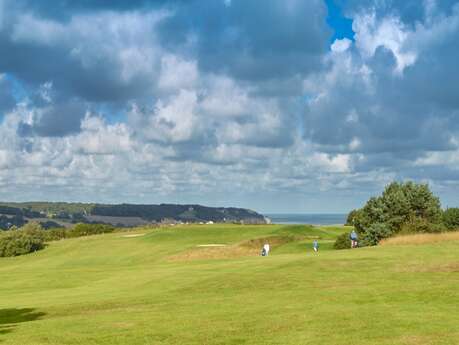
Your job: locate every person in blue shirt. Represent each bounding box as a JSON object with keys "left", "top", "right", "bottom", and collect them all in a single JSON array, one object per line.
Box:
[
  {"left": 313, "top": 240, "right": 319, "bottom": 252},
  {"left": 350, "top": 230, "right": 358, "bottom": 248}
]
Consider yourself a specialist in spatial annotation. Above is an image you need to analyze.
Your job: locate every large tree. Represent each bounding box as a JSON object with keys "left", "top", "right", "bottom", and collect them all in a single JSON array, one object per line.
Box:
[{"left": 352, "top": 182, "right": 443, "bottom": 245}]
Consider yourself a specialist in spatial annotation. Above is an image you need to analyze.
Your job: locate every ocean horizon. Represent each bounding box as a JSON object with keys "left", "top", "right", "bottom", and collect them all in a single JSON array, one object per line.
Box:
[{"left": 265, "top": 213, "right": 347, "bottom": 225}]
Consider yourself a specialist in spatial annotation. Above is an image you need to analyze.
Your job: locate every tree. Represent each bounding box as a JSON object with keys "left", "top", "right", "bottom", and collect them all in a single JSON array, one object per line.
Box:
[
  {"left": 442, "top": 208, "right": 459, "bottom": 230},
  {"left": 351, "top": 181, "right": 443, "bottom": 245},
  {"left": 0, "top": 224, "right": 45, "bottom": 257},
  {"left": 345, "top": 209, "right": 359, "bottom": 226}
]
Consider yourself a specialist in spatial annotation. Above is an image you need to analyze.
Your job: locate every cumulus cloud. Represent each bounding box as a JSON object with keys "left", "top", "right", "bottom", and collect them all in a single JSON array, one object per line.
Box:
[
  {"left": 0, "top": 0, "right": 459, "bottom": 211},
  {"left": 304, "top": 0, "right": 459, "bottom": 190},
  {"left": 353, "top": 12, "right": 417, "bottom": 73},
  {"left": 1, "top": 8, "right": 168, "bottom": 102},
  {"left": 158, "top": 0, "right": 330, "bottom": 82},
  {"left": 0, "top": 74, "right": 15, "bottom": 115}
]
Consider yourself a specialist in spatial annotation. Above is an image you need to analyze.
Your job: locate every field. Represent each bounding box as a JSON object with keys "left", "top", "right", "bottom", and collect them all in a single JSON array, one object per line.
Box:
[{"left": 1, "top": 224, "right": 458, "bottom": 345}]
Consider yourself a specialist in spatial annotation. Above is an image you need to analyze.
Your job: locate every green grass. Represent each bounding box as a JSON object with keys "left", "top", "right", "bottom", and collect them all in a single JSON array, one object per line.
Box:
[{"left": 1, "top": 224, "right": 458, "bottom": 345}]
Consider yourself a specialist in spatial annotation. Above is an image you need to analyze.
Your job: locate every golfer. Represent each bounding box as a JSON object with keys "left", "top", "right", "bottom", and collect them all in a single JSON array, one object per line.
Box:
[
  {"left": 350, "top": 230, "right": 358, "bottom": 248},
  {"left": 263, "top": 243, "right": 270, "bottom": 256},
  {"left": 313, "top": 240, "right": 319, "bottom": 252}
]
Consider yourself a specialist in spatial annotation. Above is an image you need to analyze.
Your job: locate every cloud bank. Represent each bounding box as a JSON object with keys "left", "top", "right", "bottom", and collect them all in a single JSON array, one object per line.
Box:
[{"left": 0, "top": 0, "right": 458, "bottom": 212}]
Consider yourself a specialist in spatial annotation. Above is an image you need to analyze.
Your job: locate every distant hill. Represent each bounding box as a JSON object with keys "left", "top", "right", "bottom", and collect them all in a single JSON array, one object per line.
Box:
[{"left": 0, "top": 202, "right": 268, "bottom": 229}]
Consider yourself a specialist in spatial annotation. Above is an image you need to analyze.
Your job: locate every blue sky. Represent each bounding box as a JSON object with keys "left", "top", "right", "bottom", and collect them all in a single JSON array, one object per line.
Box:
[
  {"left": 1, "top": 0, "right": 459, "bottom": 213},
  {"left": 326, "top": 0, "right": 355, "bottom": 41}
]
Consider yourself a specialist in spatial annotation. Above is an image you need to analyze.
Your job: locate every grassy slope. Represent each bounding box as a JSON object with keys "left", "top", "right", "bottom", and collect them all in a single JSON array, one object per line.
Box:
[{"left": 0, "top": 224, "right": 458, "bottom": 345}]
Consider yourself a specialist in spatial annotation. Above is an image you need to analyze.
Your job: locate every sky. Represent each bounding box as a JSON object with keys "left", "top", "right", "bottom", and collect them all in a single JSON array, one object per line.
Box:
[{"left": 0, "top": 0, "right": 459, "bottom": 213}]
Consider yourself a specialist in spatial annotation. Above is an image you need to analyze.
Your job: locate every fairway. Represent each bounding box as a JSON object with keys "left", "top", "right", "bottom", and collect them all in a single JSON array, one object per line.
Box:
[{"left": 1, "top": 224, "right": 458, "bottom": 345}]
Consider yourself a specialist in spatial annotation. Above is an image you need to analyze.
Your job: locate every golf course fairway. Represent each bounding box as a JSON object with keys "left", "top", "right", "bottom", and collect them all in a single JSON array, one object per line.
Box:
[{"left": 1, "top": 224, "right": 458, "bottom": 344}]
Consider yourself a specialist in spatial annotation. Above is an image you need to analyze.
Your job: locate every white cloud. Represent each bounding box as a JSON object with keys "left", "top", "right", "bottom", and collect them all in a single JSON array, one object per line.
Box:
[
  {"left": 130, "top": 89, "right": 200, "bottom": 144},
  {"left": 199, "top": 75, "right": 250, "bottom": 118},
  {"left": 158, "top": 54, "right": 198, "bottom": 92},
  {"left": 331, "top": 38, "right": 352, "bottom": 53},
  {"left": 349, "top": 137, "right": 361, "bottom": 151},
  {"left": 12, "top": 14, "right": 66, "bottom": 45},
  {"left": 353, "top": 11, "right": 417, "bottom": 73},
  {"left": 75, "top": 115, "right": 132, "bottom": 155},
  {"left": 1, "top": 1, "right": 459, "bottom": 211}
]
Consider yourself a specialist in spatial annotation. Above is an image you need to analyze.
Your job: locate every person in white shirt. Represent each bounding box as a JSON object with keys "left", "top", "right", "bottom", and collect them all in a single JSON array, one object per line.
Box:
[{"left": 263, "top": 243, "right": 270, "bottom": 256}]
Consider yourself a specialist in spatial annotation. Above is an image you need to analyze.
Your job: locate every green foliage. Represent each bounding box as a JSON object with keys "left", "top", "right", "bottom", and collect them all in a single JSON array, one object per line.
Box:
[
  {"left": 353, "top": 181, "right": 444, "bottom": 245},
  {"left": 333, "top": 232, "right": 351, "bottom": 249},
  {"left": 345, "top": 209, "right": 359, "bottom": 226},
  {"left": 0, "top": 223, "right": 45, "bottom": 257},
  {"left": 69, "top": 223, "right": 115, "bottom": 237},
  {"left": 0, "top": 222, "right": 118, "bottom": 257},
  {"left": 400, "top": 216, "right": 446, "bottom": 234},
  {"left": 20, "top": 221, "right": 44, "bottom": 233},
  {"left": 360, "top": 223, "right": 393, "bottom": 246},
  {"left": 442, "top": 208, "right": 459, "bottom": 230},
  {"left": 40, "top": 228, "right": 68, "bottom": 242}
]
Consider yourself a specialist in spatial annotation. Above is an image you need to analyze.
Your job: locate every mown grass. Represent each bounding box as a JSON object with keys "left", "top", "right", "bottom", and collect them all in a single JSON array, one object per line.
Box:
[{"left": 0, "top": 223, "right": 458, "bottom": 345}]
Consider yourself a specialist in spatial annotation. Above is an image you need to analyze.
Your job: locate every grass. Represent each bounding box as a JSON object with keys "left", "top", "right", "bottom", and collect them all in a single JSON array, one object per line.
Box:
[
  {"left": 0, "top": 223, "right": 458, "bottom": 344},
  {"left": 380, "top": 231, "right": 459, "bottom": 246}
]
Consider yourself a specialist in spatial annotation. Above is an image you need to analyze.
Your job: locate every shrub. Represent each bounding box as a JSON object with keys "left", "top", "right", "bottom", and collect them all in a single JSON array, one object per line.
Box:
[
  {"left": 0, "top": 228, "right": 45, "bottom": 257},
  {"left": 400, "top": 217, "right": 446, "bottom": 234},
  {"left": 0, "top": 222, "right": 118, "bottom": 257},
  {"left": 69, "top": 223, "right": 115, "bottom": 237},
  {"left": 20, "top": 221, "right": 44, "bottom": 233},
  {"left": 442, "top": 208, "right": 459, "bottom": 230},
  {"left": 41, "top": 228, "right": 68, "bottom": 241},
  {"left": 361, "top": 223, "right": 393, "bottom": 246},
  {"left": 334, "top": 232, "right": 351, "bottom": 250}
]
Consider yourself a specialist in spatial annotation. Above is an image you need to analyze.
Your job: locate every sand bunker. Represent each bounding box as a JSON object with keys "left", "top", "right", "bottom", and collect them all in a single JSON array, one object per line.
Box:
[
  {"left": 196, "top": 244, "right": 227, "bottom": 247},
  {"left": 121, "top": 233, "right": 146, "bottom": 238}
]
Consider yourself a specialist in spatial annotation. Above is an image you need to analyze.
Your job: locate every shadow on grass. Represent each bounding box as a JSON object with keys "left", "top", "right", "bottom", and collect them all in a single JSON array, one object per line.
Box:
[{"left": 0, "top": 308, "right": 45, "bottom": 341}]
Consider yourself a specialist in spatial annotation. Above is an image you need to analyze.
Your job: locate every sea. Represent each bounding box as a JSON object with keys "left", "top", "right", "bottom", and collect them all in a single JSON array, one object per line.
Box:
[{"left": 265, "top": 213, "right": 347, "bottom": 225}]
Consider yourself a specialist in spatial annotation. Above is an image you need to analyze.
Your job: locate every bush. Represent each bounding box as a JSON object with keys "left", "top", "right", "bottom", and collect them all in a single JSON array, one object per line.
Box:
[
  {"left": 20, "top": 221, "right": 44, "bottom": 233},
  {"left": 334, "top": 232, "right": 351, "bottom": 250},
  {"left": 361, "top": 223, "right": 393, "bottom": 246},
  {"left": 69, "top": 223, "right": 115, "bottom": 237},
  {"left": 0, "top": 228, "right": 45, "bottom": 257},
  {"left": 41, "top": 228, "right": 68, "bottom": 241},
  {"left": 443, "top": 208, "right": 459, "bottom": 230},
  {"left": 0, "top": 222, "right": 118, "bottom": 257},
  {"left": 400, "top": 216, "right": 446, "bottom": 234}
]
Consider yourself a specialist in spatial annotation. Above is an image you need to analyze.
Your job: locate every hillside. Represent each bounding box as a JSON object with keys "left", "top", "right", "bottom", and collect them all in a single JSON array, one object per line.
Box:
[
  {"left": 0, "top": 202, "right": 268, "bottom": 229},
  {"left": 0, "top": 224, "right": 458, "bottom": 344}
]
